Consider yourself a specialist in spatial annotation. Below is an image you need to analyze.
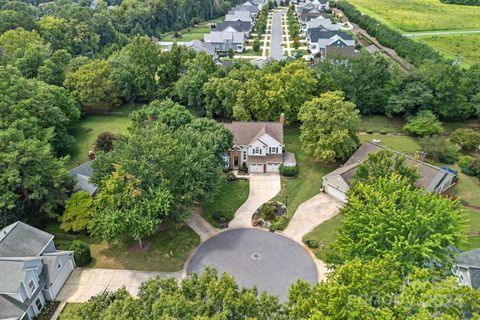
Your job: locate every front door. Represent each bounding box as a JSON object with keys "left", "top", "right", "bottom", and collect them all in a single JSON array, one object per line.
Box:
[
  {"left": 234, "top": 156, "right": 239, "bottom": 168},
  {"left": 263, "top": 164, "right": 266, "bottom": 173}
]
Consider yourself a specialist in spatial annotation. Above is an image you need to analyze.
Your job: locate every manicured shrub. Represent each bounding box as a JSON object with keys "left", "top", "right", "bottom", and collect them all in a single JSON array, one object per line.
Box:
[
  {"left": 305, "top": 239, "right": 319, "bottom": 249},
  {"left": 69, "top": 240, "right": 92, "bottom": 267},
  {"left": 225, "top": 171, "right": 237, "bottom": 182},
  {"left": 60, "top": 191, "right": 94, "bottom": 233},
  {"left": 404, "top": 110, "right": 444, "bottom": 137},
  {"left": 379, "top": 130, "right": 387, "bottom": 135},
  {"left": 271, "top": 216, "right": 288, "bottom": 230},
  {"left": 366, "top": 129, "right": 373, "bottom": 134},
  {"left": 450, "top": 128, "right": 480, "bottom": 151},
  {"left": 227, "top": 48, "right": 234, "bottom": 59},
  {"left": 95, "top": 131, "right": 117, "bottom": 152},
  {"left": 459, "top": 156, "right": 480, "bottom": 176},
  {"left": 419, "top": 137, "right": 460, "bottom": 164},
  {"left": 279, "top": 164, "right": 298, "bottom": 177}
]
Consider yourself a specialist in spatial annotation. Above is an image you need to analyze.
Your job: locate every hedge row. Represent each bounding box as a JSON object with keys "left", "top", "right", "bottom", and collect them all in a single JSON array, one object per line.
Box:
[{"left": 335, "top": 1, "right": 444, "bottom": 66}]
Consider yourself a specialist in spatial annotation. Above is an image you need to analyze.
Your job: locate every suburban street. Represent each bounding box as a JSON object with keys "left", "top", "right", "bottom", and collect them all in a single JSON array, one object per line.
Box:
[{"left": 270, "top": 10, "right": 285, "bottom": 60}]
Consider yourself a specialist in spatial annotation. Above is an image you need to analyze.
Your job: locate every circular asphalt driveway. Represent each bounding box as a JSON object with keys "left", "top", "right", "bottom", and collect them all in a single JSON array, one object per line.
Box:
[{"left": 186, "top": 228, "right": 318, "bottom": 301}]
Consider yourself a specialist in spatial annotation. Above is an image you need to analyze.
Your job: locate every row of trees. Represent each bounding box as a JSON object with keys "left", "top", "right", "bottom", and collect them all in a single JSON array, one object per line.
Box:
[
  {"left": 440, "top": 0, "right": 480, "bottom": 5},
  {"left": 335, "top": 1, "right": 442, "bottom": 66},
  {"left": 318, "top": 53, "right": 480, "bottom": 120}
]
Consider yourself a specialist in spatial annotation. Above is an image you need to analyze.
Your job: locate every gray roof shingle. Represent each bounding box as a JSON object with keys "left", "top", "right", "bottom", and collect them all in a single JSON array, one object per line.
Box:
[
  {"left": 0, "top": 260, "right": 27, "bottom": 294},
  {"left": 0, "top": 222, "right": 53, "bottom": 257},
  {"left": 0, "top": 294, "right": 28, "bottom": 319},
  {"left": 67, "top": 161, "right": 97, "bottom": 195}
]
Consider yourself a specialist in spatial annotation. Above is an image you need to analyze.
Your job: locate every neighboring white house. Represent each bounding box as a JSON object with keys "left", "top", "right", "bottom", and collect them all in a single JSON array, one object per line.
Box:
[
  {"left": 203, "top": 31, "right": 246, "bottom": 53},
  {"left": 454, "top": 248, "right": 480, "bottom": 290},
  {"left": 223, "top": 119, "right": 287, "bottom": 173},
  {"left": 322, "top": 142, "right": 457, "bottom": 202},
  {"left": 0, "top": 222, "right": 75, "bottom": 320}
]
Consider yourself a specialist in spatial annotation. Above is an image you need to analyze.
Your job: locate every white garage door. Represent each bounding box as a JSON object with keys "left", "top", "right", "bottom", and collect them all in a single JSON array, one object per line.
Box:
[
  {"left": 50, "top": 258, "right": 74, "bottom": 299},
  {"left": 266, "top": 163, "right": 280, "bottom": 172},
  {"left": 249, "top": 164, "right": 263, "bottom": 173},
  {"left": 325, "top": 184, "right": 347, "bottom": 203}
]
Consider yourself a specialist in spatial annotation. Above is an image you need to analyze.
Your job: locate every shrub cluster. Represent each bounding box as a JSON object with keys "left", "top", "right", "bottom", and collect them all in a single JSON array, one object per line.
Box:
[
  {"left": 69, "top": 240, "right": 92, "bottom": 267},
  {"left": 279, "top": 164, "right": 298, "bottom": 177}
]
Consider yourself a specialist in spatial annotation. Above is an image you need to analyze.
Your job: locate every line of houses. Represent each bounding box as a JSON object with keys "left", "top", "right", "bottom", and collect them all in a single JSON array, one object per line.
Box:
[{"left": 296, "top": 0, "right": 359, "bottom": 59}]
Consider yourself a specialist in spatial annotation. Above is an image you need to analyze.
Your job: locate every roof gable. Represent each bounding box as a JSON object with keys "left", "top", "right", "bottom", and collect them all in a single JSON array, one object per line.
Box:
[{"left": 0, "top": 222, "right": 53, "bottom": 257}]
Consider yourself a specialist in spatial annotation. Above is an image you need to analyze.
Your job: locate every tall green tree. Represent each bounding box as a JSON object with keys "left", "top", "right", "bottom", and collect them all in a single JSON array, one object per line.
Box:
[
  {"left": 64, "top": 59, "right": 122, "bottom": 113},
  {"left": 60, "top": 191, "right": 94, "bottom": 233},
  {"left": 298, "top": 92, "right": 360, "bottom": 163},
  {"left": 130, "top": 99, "right": 193, "bottom": 130},
  {"left": 109, "top": 36, "right": 162, "bottom": 102},
  {"left": 329, "top": 174, "right": 466, "bottom": 273},
  {"left": 353, "top": 149, "right": 420, "bottom": 187},
  {"left": 90, "top": 165, "right": 172, "bottom": 247},
  {"left": 0, "top": 28, "right": 49, "bottom": 78},
  {"left": 0, "top": 128, "right": 72, "bottom": 227}
]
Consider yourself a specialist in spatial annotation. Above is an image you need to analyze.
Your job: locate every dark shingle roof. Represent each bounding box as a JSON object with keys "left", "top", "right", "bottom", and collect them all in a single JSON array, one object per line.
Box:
[
  {"left": 0, "top": 222, "right": 53, "bottom": 257},
  {"left": 223, "top": 122, "right": 283, "bottom": 146},
  {"left": 325, "top": 142, "right": 456, "bottom": 191},
  {"left": 456, "top": 248, "right": 480, "bottom": 267},
  {"left": 309, "top": 30, "right": 352, "bottom": 43},
  {"left": 214, "top": 20, "right": 252, "bottom": 33}
]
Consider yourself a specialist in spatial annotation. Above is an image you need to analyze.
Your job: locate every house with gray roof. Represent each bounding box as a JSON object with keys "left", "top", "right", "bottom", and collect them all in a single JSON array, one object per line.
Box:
[
  {"left": 322, "top": 142, "right": 457, "bottom": 202},
  {"left": 204, "top": 31, "right": 246, "bottom": 53},
  {"left": 228, "top": 3, "right": 259, "bottom": 19},
  {"left": 454, "top": 248, "right": 480, "bottom": 290},
  {"left": 311, "top": 33, "right": 356, "bottom": 57},
  {"left": 223, "top": 117, "right": 289, "bottom": 173},
  {"left": 225, "top": 11, "right": 253, "bottom": 24},
  {"left": 214, "top": 20, "right": 253, "bottom": 37},
  {"left": 0, "top": 222, "right": 75, "bottom": 320},
  {"left": 67, "top": 160, "right": 97, "bottom": 196}
]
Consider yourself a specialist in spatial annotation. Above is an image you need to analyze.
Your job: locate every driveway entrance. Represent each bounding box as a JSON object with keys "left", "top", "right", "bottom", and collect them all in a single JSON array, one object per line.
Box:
[{"left": 229, "top": 173, "right": 281, "bottom": 228}]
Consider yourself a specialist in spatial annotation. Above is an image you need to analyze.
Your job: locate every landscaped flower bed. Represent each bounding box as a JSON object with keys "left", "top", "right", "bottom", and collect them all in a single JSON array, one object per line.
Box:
[{"left": 252, "top": 201, "right": 289, "bottom": 230}]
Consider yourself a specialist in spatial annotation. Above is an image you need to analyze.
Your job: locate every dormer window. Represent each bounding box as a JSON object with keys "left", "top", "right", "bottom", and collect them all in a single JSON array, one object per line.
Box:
[{"left": 28, "top": 280, "right": 36, "bottom": 293}]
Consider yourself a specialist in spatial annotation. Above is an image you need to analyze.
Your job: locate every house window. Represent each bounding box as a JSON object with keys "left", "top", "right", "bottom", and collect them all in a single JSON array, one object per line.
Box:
[
  {"left": 57, "top": 261, "right": 62, "bottom": 269},
  {"left": 269, "top": 147, "right": 278, "bottom": 154},
  {"left": 35, "top": 298, "right": 43, "bottom": 311},
  {"left": 243, "top": 152, "right": 246, "bottom": 160},
  {"left": 255, "top": 147, "right": 260, "bottom": 154},
  {"left": 28, "top": 280, "right": 36, "bottom": 293}
]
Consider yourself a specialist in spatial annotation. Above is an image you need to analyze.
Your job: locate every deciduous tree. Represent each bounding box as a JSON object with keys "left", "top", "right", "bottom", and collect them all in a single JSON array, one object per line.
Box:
[{"left": 298, "top": 92, "right": 360, "bottom": 162}]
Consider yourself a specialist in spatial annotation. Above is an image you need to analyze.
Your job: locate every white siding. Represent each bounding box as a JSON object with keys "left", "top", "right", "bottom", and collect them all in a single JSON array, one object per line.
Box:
[
  {"left": 249, "top": 164, "right": 263, "bottom": 173},
  {"left": 266, "top": 163, "right": 280, "bottom": 172}
]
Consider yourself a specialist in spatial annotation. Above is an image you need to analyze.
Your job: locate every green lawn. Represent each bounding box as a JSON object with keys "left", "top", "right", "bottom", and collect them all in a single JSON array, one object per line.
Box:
[
  {"left": 460, "top": 236, "right": 480, "bottom": 252},
  {"left": 359, "top": 134, "right": 420, "bottom": 156},
  {"left": 348, "top": 0, "right": 480, "bottom": 32},
  {"left": 46, "top": 222, "right": 200, "bottom": 272},
  {"left": 160, "top": 17, "right": 223, "bottom": 42},
  {"left": 359, "top": 115, "right": 405, "bottom": 133},
  {"left": 452, "top": 164, "right": 480, "bottom": 207},
  {"left": 59, "top": 303, "right": 83, "bottom": 320},
  {"left": 68, "top": 115, "right": 131, "bottom": 169},
  {"left": 303, "top": 214, "right": 344, "bottom": 260},
  {"left": 414, "top": 33, "right": 480, "bottom": 67},
  {"left": 201, "top": 179, "right": 249, "bottom": 227},
  {"left": 273, "top": 126, "right": 337, "bottom": 219},
  {"left": 235, "top": 49, "right": 263, "bottom": 56}
]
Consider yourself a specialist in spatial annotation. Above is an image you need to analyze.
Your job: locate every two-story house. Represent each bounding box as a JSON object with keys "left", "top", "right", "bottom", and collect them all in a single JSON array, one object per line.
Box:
[
  {"left": 223, "top": 120, "right": 285, "bottom": 173},
  {"left": 0, "top": 222, "right": 75, "bottom": 320}
]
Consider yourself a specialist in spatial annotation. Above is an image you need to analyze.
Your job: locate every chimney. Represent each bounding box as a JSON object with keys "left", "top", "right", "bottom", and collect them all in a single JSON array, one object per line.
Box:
[
  {"left": 88, "top": 151, "right": 95, "bottom": 161},
  {"left": 279, "top": 113, "right": 285, "bottom": 124}
]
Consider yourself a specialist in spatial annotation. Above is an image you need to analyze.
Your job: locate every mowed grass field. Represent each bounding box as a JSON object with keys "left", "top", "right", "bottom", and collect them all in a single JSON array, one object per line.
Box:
[
  {"left": 347, "top": 0, "right": 480, "bottom": 32},
  {"left": 413, "top": 33, "right": 480, "bottom": 66},
  {"left": 160, "top": 17, "right": 223, "bottom": 42}
]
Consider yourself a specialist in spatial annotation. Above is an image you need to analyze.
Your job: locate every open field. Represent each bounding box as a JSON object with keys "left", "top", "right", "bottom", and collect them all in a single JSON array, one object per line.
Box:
[
  {"left": 201, "top": 179, "right": 250, "bottom": 227},
  {"left": 68, "top": 115, "right": 131, "bottom": 169},
  {"left": 359, "top": 115, "right": 405, "bottom": 133},
  {"left": 347, "top": 0, "right": 480, "bottom": 32},
  {"left": 46, "top": 222, "right": 199, "bottom": 272},
  {"left": 272, "top": 126, "right": 337, "bottom": 218},
  {"left": 160, "top": 17, "right": 223, "bottom": 42},
  {"left": 413, "top": 33, "right": 480, "bottom": 66},
  {"left": 359, "top": 134, "right": 420, "bottom": 156}
]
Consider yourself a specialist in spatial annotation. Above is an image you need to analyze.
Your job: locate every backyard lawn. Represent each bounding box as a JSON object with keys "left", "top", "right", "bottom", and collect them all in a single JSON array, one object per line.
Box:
[
  {"left": 46, "top": 222, "right": 200, "bottom": 272},
  {"left": 359, "top": 115, "right": 405, "bottom": 133},
  {"left": 359, "top": 133, "right": 420, "bottom": 156},
  {"left": 303, "top": 214, "right": 344, "bottom": 260},
  {"left": 201, "top": 179, "right": 249, "bottom": 227},
  {"left": 160, "top": 17, "right": 223, "bottom": 42},
  {"left": 68, "top": 115, "right": 131, "bottom": 169},
  {"left": 347, "top": 0, "right": 480, "bottom": 32},
  {"left": 273, "top": 126, "right": 337, "bottom": 219}
]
